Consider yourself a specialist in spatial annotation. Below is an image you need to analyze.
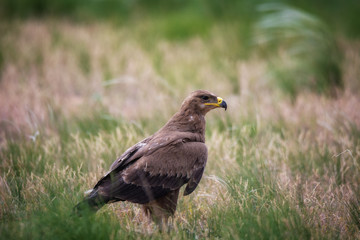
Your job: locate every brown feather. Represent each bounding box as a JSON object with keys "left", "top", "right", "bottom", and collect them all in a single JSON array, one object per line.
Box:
[{"left": 75, "top": 90, "right": 227, "bottom": 223}]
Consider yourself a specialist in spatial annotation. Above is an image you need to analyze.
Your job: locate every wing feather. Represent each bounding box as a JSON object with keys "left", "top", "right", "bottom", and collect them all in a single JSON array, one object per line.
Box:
[
  {"left": 94, "top": 132, "right": 207, "bottom": 204},
  {"left": 184, "top": 166, "right": 205, "bottom": 196}
]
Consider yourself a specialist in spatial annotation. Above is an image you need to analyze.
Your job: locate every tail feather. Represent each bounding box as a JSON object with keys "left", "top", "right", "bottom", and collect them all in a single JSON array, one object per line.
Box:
[{"left": 73, "top": 190, "right": 109, "bottom": 215}]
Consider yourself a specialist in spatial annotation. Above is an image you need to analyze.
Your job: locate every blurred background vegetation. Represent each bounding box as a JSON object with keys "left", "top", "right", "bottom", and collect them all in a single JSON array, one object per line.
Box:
[
  {"left": 1, "top": 0, "right": 360, "bottom": 239},
  {"left": 1, "top": 0, "right": 360, "bottom": 37},
  {"left": 1, "top": 0, "right": 359, "bottom": 97}
]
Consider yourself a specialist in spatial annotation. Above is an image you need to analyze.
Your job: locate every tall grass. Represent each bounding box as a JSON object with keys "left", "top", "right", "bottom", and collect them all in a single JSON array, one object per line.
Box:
[
  {"left": 2, "top": 106, "right": 359, "bottom": 238},
  {"left": 0, "top": 16, "right": 360, "bottom": 239}
]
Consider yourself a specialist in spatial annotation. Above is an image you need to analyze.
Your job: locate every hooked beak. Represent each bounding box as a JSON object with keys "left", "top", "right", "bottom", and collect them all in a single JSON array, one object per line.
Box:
[
  {"left": 205, "top": 97, "right": 228, "bottom": 111},
  {"left": 219, "top": 98, "right": 227, "bottom": 110}
]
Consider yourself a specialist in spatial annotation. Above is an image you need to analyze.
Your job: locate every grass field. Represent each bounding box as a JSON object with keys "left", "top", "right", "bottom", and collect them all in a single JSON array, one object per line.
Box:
[{"left": 1, "top": 7, "right": 360, "bottom": 239}]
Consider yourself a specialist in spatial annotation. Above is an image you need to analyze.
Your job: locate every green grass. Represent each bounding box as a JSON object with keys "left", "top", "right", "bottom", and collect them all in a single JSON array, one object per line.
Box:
[
  {"left": 3, "top": 111, "right": 358, "bottom": 238},
  {"left": 1, "top": 8, "right": 360, "bottom": 239},
  {"left": 254, "top": 3, "right": 342, "bottom": 98},
  {"left": 209, "top": 179, "right": 311, "bottom": 239}
]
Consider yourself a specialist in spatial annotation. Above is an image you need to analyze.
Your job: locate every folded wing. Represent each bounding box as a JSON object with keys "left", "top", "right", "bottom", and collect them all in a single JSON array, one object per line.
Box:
[{"left": 93, "top": 134, "right": 207, "bottom": 204}]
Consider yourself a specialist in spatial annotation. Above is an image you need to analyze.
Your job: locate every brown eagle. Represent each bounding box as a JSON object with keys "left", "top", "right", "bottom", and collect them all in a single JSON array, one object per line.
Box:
[{"left": 75, "top": 90, "right": 227, "bottom": 223}]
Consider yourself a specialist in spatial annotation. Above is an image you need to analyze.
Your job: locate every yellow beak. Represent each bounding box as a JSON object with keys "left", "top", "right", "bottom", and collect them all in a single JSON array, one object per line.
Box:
[{"left": 204, "top": 97, "right": 227, "bottom": 110}]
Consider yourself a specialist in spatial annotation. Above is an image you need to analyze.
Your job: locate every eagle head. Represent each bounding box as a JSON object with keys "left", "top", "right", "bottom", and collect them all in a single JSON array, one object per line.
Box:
[{"left": 181, "top": 90, "right": 227, "bottom": 115}]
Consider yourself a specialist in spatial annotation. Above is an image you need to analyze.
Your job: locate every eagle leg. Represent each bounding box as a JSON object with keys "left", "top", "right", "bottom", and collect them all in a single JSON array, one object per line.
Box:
[{"left": 142, "top": 189, "right": 180, "bottom": 227}]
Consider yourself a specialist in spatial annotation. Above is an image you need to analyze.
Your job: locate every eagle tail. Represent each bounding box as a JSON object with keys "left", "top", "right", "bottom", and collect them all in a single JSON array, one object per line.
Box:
[{"left": 73, "top": 189, "right": 109, "bottom": 215}]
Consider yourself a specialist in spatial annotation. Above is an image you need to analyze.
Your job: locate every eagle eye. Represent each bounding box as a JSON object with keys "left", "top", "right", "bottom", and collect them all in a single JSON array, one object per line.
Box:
[{"left": 200, "top": 95, "right": 209, "bottom": 101}]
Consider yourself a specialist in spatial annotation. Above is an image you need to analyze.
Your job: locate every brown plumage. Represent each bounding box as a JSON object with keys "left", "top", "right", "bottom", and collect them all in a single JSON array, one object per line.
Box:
[{"left": 75, "top": 90, "right": 227, "bottom": 223}]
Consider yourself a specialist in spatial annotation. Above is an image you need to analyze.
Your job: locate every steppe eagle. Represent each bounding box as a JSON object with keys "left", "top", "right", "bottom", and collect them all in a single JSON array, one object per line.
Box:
[{"left": 75, "top": 90, "right": 227, "bottom": 223}]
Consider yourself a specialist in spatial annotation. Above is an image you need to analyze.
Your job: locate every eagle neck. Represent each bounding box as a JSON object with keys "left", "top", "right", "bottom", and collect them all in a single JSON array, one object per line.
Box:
[{"left": 162, "top": 108, "right": 206, "bottom": 139}]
